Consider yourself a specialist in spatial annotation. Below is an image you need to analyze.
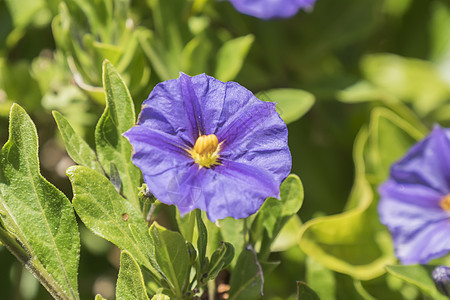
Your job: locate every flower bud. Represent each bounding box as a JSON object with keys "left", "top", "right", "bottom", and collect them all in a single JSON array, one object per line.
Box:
[{"left": 432, "top": 265, "right": 450, "bottom": 296}]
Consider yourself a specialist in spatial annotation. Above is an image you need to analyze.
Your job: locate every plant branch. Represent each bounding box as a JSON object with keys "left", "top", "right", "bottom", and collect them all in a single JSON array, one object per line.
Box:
[{"left": 0, "top": 226, "right": 72, "bottom": 300}]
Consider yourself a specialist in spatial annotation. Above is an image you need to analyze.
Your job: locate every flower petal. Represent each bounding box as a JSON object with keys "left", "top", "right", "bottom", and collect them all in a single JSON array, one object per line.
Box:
[
  {"left": 161, "top": 160, "right": 280, "bottom": 222},
  {"left": 395, "top": 219, "right": 450, "bottom": 264},
  {"left": 123, "top": 126, "right": 193, "bottom": 204},
  {"left": 379, "top": 179, "right": 443, "bottom": 209},
  {"left": 217, "top": 96, "right": 291, "bottom": 185},
  {"left": 125, "top": 73, "right": 292, "bottom": 221},
  {"left": 379, "top": 193, "right": 446, "bottom": 233},
  {"left": 379, "top": 192, "right": 450, "bottom": 264},
  {"left": 378, "top": 126, "right": 450, "bottom": 264},
  {"left": 179, "top": 73, "right": 206, "bottom": 137},
  {"left": 228, "top": 0, "right": 316, "bottom": 20},
  {"left": 137, "top": 75, "right": 198, "bottom": 146},
  {"left": 389, "top": 126, "right": 450, "bottom": 195}
]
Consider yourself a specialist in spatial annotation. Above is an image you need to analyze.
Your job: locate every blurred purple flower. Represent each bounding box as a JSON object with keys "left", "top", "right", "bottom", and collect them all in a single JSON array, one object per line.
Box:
[
  {"left": 433, "top": 265, "right": 450, "bottom": 296},
  {"left": 124, "top": 73, "right": 291, "bottom": 222},
  {"left": 378, "top": 126, "right": 450, "bottom": 264},
  {"left": 228, "top": 0, "right": 316, "bottom": 20}
]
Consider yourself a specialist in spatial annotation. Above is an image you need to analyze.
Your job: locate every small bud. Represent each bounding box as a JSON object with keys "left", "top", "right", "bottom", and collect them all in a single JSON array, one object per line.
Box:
[
  {"left": 433, "top": 265, "right": 450, "bottom": 296},
  {"left": 138, "top": 184, "right": 155, "bottom": 203},
  {"left": 186, "top": 242, "right": 197, "bottom": 266}
]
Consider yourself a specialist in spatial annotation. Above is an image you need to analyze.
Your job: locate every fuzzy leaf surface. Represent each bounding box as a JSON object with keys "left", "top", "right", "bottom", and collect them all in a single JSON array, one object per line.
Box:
[
  {"left": 68, "top": 165, "right": 157, "bottom": 275},
  {"left": 53, "top": 111, "right": 103, "bottom": 174},
  {"left": 0, "top": 104, "right": 80, "bottom": 299},
  {"left": 150, "top": 223, "right": 190, "bottom": 298},
  {"left": 116, "top": 251, "right": 149, "bottom": 300},
  {"left": 95, "top": 60, "right": 141, "bottom": 209}
]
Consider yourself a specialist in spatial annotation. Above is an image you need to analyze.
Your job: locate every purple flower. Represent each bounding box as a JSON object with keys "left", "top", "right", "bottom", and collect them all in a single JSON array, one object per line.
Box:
[
  {"left": 124, "top": 73, "right": 291, "bottom": 222},
  {"left": 228, "top": 0, "right": 316, "bottom": 20},
  {"left": 378, "top": 126, "right": 450, "bottom": 264},
  {"left": 433, "top": 266, "right": 450, "bottom": 296}
]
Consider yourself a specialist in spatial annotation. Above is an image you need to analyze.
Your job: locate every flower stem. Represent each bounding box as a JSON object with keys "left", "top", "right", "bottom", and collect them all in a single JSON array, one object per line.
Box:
[
  {"left": 207, "top": 279, "right": 216, "bottom": 300},
  {"left": 0, "top": 226, "right": 29, "bottom": 263},
  {"left": 0, "top": 226, "right": 72, "bottom": 300}
]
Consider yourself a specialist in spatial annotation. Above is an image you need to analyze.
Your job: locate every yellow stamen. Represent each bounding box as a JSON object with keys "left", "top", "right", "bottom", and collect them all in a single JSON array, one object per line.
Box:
[
  {"left": 188, "top": 134, "right": 221, "bottom": 168},
  {"left": 440, "top": 194, "right": 450, "bottom": 211}
]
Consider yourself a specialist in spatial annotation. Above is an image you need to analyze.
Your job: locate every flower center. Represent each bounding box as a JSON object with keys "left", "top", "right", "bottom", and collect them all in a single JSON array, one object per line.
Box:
[
  {"left": 189, "top": 134, "right": 221, "bottom": 168},
  {"left": 440, "top": 194, "right": 450, "bottom": 211}
]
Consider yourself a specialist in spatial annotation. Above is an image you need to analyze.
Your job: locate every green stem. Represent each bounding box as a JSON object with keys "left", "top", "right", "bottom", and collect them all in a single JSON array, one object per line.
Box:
[
  {"left": 257, "top": 231, "right": 272, "bottom": 262},
  {"left": 146, "top": 203, "right": 156, "bottom": 223},
  {"left": 0, "top": 226, "right": 29, "bottom": 263},
  {"left": 207, "top": 280, "right": 215, "bottom": 300},
  {"left": 0, "top": 226, "right": 71, "bottom": 300},
  {"left": 142, "top": 200, "right": 150, "bottom": 222}
]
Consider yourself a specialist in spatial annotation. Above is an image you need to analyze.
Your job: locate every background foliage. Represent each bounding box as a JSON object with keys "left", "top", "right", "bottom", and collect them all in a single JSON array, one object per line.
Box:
[{"left": 1, "top": 0, "right": 450, "bottom": 299}]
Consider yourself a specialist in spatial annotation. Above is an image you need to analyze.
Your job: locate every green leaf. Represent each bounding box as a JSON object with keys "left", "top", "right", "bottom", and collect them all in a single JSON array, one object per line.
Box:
[
  {"left": 95, "top": 295, "right": 107, "bottom": 300},
  {"left": 204, "top": 242, "right": 234, "bottom": 282},
  {"left": 53, "top": 111, "right": 103, "bottom": 174},
  {"left": 258, "top": 89, "right": 315, "bottom": 124},
  {"left": 144, "top": 0, "right": 190, "bottom": 80},
  {"left": 138, "top": 30, "right": 174, "bottom": 81},
  {"left": 95, "top": 60, "right": 141, "bottom": 209},
  {"left": 116, "top": 251, "right": 150, "bottom": 300},
  {"left": 353, "top": 280, "right": 377, "bottom": 300},
  {"left": 5, "top": 0, "right": 48, "bottom": 28},
  {"left": 386, "top": 265, "right": 447, "bottom": 300},
  {"left": 150, "top": 293, "right": 170, "bottom": 300},
  {"left": 175, "top": 210, "right": 196, "bottom": 243},
  {"left": 361, "top": 54, "right": 450, "bottom": 116},
  {"left": 181, "top": 35, "right": 212, "bottom": 75},
  {"left": 383, "top": 0, "right": 413, "bottom": 17},
  {"left": 252, "top": 174, "right": 304, "bottom": 260},
  {"left": 196, "top": 210, "right": 207, "bottom": 271},
  {"left": 337, "top": 80, "right": 387, "bottom": 103},
  {"left": 228, "top": 248, "right": 278, "bottom": 300},
  {"left": 270, "top": 215, "right": 302, "bottom": 252},
  {"left": 300, "top": 107, "right": 424, "bottom": 281},
  {"left": 117, "top": 29, "right": 152, "bottom": 97},
  {"left": 254, "top": 174, "right": 304, "bottom": 240},
  {"left": 354, "top": 273, "right": 419, "bottom": 300},
  {"left": 148, "top": 0, "right": 189, "bottom": 63},
  {"left": 430, "top": 1, "right": 450, "bottom": 63},
  {"left": 215, "top": 34, "right": 254, "bottom": 82},
  {"left": 297, "top": 281, "right": 321, "bottom": 300},
  {"left": 0, "top": 60, "right": 42, "bottom": 111},
  {"left": 93, "top": 42, "right": 122, "bottom": 66},
  {"left": 217, "top": 218, "right": 245, "bottom": 258},
  {"left": 298, "top": 107, "right": 424, "bottom": 280},
  {"left": 299, "top": 126, "right": 395, "bottom": 280},
  {"left": 306, "top": 257, "right": 336, "bottom": 300},
  {"left": 0, "top": 104, "right": 80, "bottom": 299},
  {"left": 186, "top": 242, "right": 197, "bottom": 266},
  {"left": 302, "top": 0, "right": 379, "bottom": 53},
  {"left": 149, "top": 223, "right": 190, "bottom": 298},
  {"left": 364, "top": 107, "right": 424, "bottom": 184},
  {"left": 67, "top": 166, "right": 157, "bottom": 276}
]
